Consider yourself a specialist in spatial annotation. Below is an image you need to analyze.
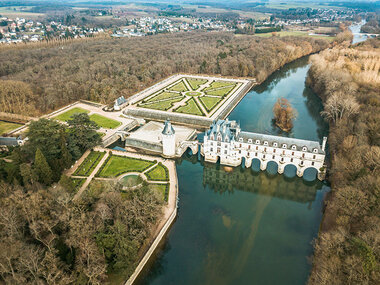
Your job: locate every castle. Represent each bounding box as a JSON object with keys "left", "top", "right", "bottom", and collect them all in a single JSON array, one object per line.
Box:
[{"left": 202, "top": 119, "right": 327, "bottom": 180}]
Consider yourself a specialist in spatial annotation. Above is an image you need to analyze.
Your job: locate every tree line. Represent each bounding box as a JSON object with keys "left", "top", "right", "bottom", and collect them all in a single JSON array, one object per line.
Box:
[
  {"left": 307, "top": 38, "right": 380, "bottom": 285},
  {"left": 0, "top": 31, "right": 332, "bottom": 116}
]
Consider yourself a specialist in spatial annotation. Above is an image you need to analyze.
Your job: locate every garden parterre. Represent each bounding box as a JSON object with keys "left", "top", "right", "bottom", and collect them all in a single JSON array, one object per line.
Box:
[{"left": 133, "top": 76, "right": 245, "bottom": 117}]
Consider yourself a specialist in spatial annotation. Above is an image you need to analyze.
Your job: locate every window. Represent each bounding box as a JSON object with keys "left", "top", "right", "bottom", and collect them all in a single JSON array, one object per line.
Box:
[
  {"left": 248, "top": 145, "right": 251, "bottom": 149},
  {"left": 256, "top": 140, "right": 260, "bottom": 144},
  {"left": 291, "top": 158, "right": 293, "bottom": 162},
  {"left": 240, "top": 143, "right": 242, "bottom": 147},
  {"left": 239, "top": 150, "right": 241, "bottom": 154},
  {"left": 312, "top": 162, "right": 315, "bottom": 166},
  {"left": 313, "top": 148, "right": 318, "bottom": 153},
  {"left": 248, "top": 139, "right": 252, "bottom": 143},
  {"left": 273, "top": 143, "right": 278, "bottom": 147},
  {"left": 272, "top": 155, "right": 275, "bottom": 159},
  {"left": 302, "top": 153, "right": 305, "bottom": 158},
  {"left": 239, "top": 138, "right": 243, "bottom": 142},
  {"left": 263, "top": 155, "right": 266, "bottom": 159},
  {"left": 281, "top": 157, "right": 284, "bottom": 162},
  {"left": 313, "top": 155, "right": 316, "bottom": 159},
  {"left": 282, "top": 144, "right": 287, "bottom": 149},
  {"left": 283, "top": 150, "right": 285, "bottom": 155},
  {"left": 255, "top": 152, "right": 257, "bottom": 156},
  {"left": 211, "top": 148, "right": 213, "bottom": 152},
  {"left": 273, "top": 149, "right": 276, "bottom": 153},
  {"left": 264, "top": 141, "right": 268, "bottom": 146},
  {"left": 256, "top": 146, "right": 258, "bottom": 150},
  {"left": 217, "top": 142, "right": 221, "bottom": 147},
  {"left": 292, "top": 145, "right": 296, "bottom": 150},
  {"left": 264, "top": 147, "right": 267, "bottom": 152},
  {"left": 225, "top": 150, "right": 227, "bottom": 154},
  {"left": 292, "top": 152, "right": 294, "bottom": 155},
  {"left": 302, "top": 147, "right": 307, "bottom": 152}
]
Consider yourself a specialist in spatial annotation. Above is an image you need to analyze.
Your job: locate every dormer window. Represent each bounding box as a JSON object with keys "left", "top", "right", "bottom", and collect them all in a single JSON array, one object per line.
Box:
[
  {"left": 282, "top": 144, "right": 287, "bottom": 149},
  {"left": 264, "top": 141, "right": 268, "bottom": 146},
  {"left": 273, "top": 142, "right": 278, "bottom": 147},
  {"left": 302, "top": 147, "right": 307, "bottom": 152},
  {"left": 313, "top": 148, "right": 318, "bottom": 153},
  {"left": 248, "top": 139, "right": 252, "bottom": 143},
  {"left": 239, "top": 138, "right": 243, "bottom": 142},
  {"left": 217, "top": 135, "right": 222, "bottom": 142},
  {"left": 256, "top": 140, "right": 260, "bottom": 144},
  {"left": 291, "top": 145, "right": 296, "bottom": 150}
]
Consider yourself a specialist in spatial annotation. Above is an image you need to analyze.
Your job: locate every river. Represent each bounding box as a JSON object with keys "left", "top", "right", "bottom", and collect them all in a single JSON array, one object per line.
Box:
[
  {"left": 349, "top": 20, "right": 369, "bottom": 44},
  {"left": 136, "top": 56, "right": 330, "bottom": 285}
]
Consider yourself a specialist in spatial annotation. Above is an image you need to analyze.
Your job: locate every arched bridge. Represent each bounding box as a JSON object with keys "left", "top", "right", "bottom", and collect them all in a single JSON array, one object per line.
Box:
[{"left": 201, "top": 119, "right": 327, "bottom": 180}]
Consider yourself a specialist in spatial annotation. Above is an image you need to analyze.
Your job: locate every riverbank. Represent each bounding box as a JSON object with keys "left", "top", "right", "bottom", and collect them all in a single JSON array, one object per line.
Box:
[{"left": 306, "top": 39, "right": 380, "bottom": 284}]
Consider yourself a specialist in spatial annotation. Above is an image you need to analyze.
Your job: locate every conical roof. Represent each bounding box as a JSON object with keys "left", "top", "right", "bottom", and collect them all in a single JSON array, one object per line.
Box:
[{"left": 162, "top": 119, "right": 175, "bottom": 135}]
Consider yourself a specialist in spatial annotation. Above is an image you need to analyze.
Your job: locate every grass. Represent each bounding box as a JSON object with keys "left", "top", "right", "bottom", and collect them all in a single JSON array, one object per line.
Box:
[
  {"left": 54, "top": 107, "right": 89, "bottom": 122},
  {"left": 97, "top": 155, "right": 154, "bottom": 178},
  {"left": 74, "top": 151, "right": 105, "bottom": 177},
  {"left": 145, "top": 91, "right": 179, "bottom": 102},
  {"left": 254, "top": 31, "right": 335, "bottom": 41},
  {"left": 174, "top": 98, "right": 204, "bottom": 116},
  {"left": 167, "top": 80, "right": 188, "bottom": 92},
  {"left": 205, "top": 86, "right": 236, "bottom": 97},
  {"left": 199, "top": 96, "right": 223, "bottom": 112},
  {"left": 70, "top": 178, "right": 86, "bottom": 191},
  {"left": 149, "top": 183, "right": 169, "bottom": 202},
  {"left": 186, "top": 78, "right": 208, "bottom": 91},
  {"left": 0, "top": 121, "right": 22, "bottom": 135},
  {"left": 89, "top": 114, "right": 121, "bottom": 129},
  {"left": 145, "top": 163, "right": 169, "bottom": 181},
  {"left": 139, "top": 96, "right": 184, "bottom": 111},
  {"left": 185, "top": 91, "right": 202, "bottom": 96},
  {"left": 205, "top": 81, "right": 236, "bottom": 90}
]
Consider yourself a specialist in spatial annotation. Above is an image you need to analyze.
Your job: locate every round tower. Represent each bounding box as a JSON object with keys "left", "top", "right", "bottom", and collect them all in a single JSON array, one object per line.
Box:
[{"left": 162, "top": 120, "right": 176, "bottom": 157}]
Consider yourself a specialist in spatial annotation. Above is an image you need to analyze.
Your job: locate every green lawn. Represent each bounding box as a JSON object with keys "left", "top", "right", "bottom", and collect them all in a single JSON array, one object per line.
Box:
[
  {"left": 89, "top": 114, "right": 121, "bottom": 129},
  {"left": 0, "top": 121, "right": 22, "bottom": 135},
  {"left": 139, "top": 96, "right": 184, "bottom": 111},
  {"left": 97, "top": 155, "right": 154, "bottom": 178},
  {"left": 54, "top": 107, "right": 89, "bottom": 122},
  {"left": 199, "top": 96, "right": 223, "bottom": 112},
  {"left": 205, "top": 81, "right": 236, "bottom": 90},
  {"left": 205, "top": 86, "right": 236, "bottom": 97},
  {"left": 70, "top": 178, "right": 86, "bottom": 191},
  {"left": 174, "top": 98, "right": 204, "bottom": 116},
  {"left": 167, "top": 80, "right": 188, "bottom": 92},
  {"left": 185, "top": 91, "right": 202, "bottom": 96},
  {"left": 145, "top": 91, "right": 178, "bottom": 103},
  {"left": 186, "top": 78, "right": 208, "bottom": 91},
  {"left": 145, "top": 163, "right": 169, "bottom": 181},
  {"left": 74, "top": 151, "right": 105, "bottom": 176},
  {"left": 149, "top": 183, "right": 169, "bottom": 202}
]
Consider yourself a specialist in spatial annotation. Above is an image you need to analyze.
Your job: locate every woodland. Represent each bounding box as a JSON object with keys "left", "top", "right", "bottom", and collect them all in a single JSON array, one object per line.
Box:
[
  {"left": 0, "top": 31, "right": 333, "bottom": 116},
  {"left": 307, "top": 38, "right": 380, "bottom": 285}
]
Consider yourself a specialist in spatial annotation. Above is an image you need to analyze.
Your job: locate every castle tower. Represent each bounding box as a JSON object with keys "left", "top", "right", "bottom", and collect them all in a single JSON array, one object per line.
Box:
[{"left": 162, "top": 120, "right": 176, "bottom": 157}]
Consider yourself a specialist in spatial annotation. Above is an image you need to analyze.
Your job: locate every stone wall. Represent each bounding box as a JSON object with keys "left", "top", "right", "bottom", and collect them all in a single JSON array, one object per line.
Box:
[
  {"left": 124, "top": 137, "right": 163, "bottom": 153},
  {"left": 124, "top": 108, "right": 213, "bottom": 129}
]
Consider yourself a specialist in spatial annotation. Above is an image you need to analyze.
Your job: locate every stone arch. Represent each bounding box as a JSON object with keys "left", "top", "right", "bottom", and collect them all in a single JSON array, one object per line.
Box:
[
  {"left": 301, "top": 167, "right": 318, "bottom": 181},
  {"left": 185, "top": 146, "right": 193, "bottom": 156},
  {"left": 266, "top": 160, "right": 278, "bottom": 175},
  {"left": 283, "top": 164, "right": 297, "bottom": 178},
  {"left": 251, "top": 158, "right": 261, "bottom": 172}
]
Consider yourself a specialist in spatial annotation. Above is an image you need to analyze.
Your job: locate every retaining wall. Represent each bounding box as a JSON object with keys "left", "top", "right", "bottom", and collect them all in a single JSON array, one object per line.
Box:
[{"left": 124, "top": 137, "right": 163, "bottom": 153}]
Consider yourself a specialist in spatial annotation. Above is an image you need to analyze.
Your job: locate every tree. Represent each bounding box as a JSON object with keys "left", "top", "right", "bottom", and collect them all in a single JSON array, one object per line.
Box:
[
  {"left": 272, "top": 97, "right": 297, "bottom": 132},
  {"left": 60, "top": 131, "right": 72, "bottom": 169},
  {"left": 34, "top": 148, "right": 53, "bottom": 185},
  {"left": 26, "top": 119, "right": 64, "bottom": 163},
  {"left": 321, "top": 92, "right": 360, "bottom": 123},
  {"left": 67, "top": 113, "right": 101, "bottom": 158}
]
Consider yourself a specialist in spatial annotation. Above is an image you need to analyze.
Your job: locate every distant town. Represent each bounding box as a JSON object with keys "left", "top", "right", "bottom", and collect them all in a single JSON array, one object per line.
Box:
[{"left": 0, "top": 6, "right": 361, "bottom": 44}]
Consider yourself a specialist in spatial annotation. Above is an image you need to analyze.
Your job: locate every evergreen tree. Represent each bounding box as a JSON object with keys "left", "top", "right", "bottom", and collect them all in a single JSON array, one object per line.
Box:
[
  {"left": 34, "top": 148, "right": 53, "bottom": 185},
  {"left": 60, "top": 131, "right": 72, "bottom": 169}
]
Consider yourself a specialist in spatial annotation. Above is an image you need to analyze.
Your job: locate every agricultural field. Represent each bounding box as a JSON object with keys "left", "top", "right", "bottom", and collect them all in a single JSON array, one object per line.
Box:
[
  {"left": 88, "top": 114, "right": 121, "bottom": 129},
  {"left": 74, "top": 151, "right": 105, "bottom": 177},
  {"left": 97, "top": 155, "right": 154, "bottom": 178},
  {"left": 133, "top": 76, "right": 246, "bottom": 117},
  {"left": 254, "top": 31, "right": 335, "bottom": 41},
  {"left": 54, "top": 107, "right": 89, "bottom": 122},
  {"left": 0, "top": 121, "right": 22, "bottom": 135}
]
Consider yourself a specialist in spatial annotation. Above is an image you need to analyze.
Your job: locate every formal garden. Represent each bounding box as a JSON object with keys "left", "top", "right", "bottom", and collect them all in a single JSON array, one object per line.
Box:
[
  {"left": 73, "top": 151, "right": 105, "bottom": 176},
  {"left": 134, "top": 76, "right": 242, "bottom": 117}
]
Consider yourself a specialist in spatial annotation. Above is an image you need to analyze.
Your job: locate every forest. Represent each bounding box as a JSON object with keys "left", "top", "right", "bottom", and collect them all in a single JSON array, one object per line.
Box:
[
  {"left": 307, "top": 38, "right": 380, "bottom": 284},
  {"left": 0, "top": 31, "right": 333, "bottom": 116},
  {"left": 0, "top": 114, "right": 163, "bottom": 283}
]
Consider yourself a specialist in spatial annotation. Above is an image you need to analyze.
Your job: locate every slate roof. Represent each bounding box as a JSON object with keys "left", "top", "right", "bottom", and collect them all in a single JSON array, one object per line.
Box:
[
  {"left": 0, "top": 136, "right": 22, "bottom": 146},
  {"left": 162, "top": 120, "right": 175, "bottom": 135}
]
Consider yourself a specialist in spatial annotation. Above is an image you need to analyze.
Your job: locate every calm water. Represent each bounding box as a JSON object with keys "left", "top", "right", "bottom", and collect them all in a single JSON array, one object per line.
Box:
[
  {"left": 350, "top": 20, "right": 369, "bottom": 44},
  {"left": 137, "top": 56, "right": 330, "bottom": 285}
]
